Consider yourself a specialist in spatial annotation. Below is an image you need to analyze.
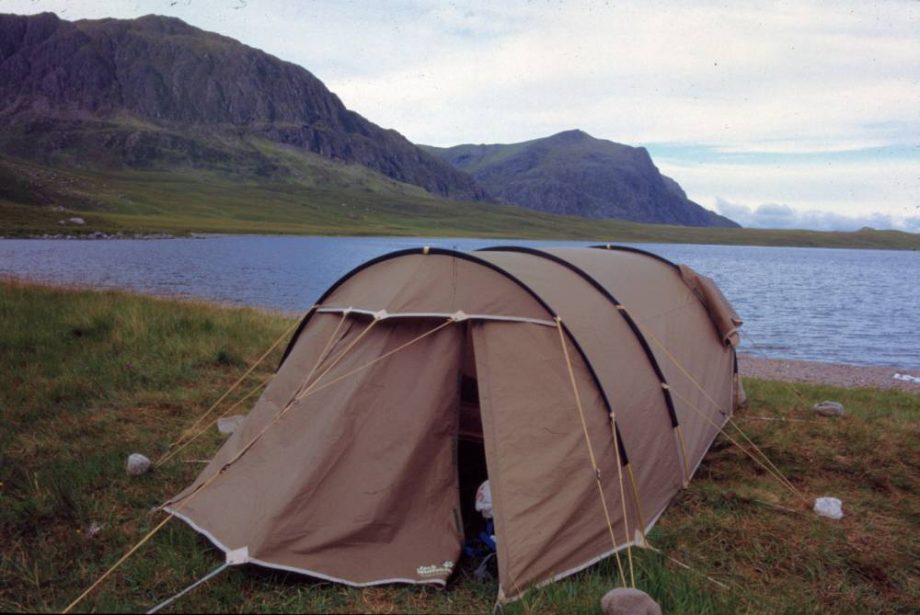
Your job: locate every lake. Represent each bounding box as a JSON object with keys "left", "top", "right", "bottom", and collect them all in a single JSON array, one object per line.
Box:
[{"left": 1, "top": 236, "right": 917, "bottom": 369}]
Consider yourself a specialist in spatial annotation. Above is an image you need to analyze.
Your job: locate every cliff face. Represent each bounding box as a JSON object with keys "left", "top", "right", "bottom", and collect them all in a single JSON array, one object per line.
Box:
[
  {"left": 424, "top": 130, "right": 738, "bottom": 227},
  {"left": 0, "top": 13, "right": 486, "bottom": 200}
]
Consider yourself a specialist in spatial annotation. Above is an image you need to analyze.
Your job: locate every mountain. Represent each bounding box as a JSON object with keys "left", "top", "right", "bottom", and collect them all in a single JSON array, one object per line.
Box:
[
  {"left": 0, "top": 12, "right": 486, "bottom": 201},
  {"left": 422, "top": 130, "right": 738, "bottom": 227}
]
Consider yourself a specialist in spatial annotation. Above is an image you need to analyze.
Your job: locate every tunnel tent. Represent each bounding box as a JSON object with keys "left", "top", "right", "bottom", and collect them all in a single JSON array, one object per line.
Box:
[{"left": 164, "top": 245, "right": 742, "bottom": 603}]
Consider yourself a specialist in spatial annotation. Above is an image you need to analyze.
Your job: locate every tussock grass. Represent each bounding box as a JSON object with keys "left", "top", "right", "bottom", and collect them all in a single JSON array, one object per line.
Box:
[{"left": 1, "top": 280, "right": 917, "bottom": 613}]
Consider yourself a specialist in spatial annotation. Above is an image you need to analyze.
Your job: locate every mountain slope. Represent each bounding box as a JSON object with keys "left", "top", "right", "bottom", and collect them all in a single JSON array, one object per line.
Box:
[
  {"left": 0, "top": 12, "right": 486, "bottom": 200},
  {"left": 423, "top": 130, "right": 737, "bottom": 227}
]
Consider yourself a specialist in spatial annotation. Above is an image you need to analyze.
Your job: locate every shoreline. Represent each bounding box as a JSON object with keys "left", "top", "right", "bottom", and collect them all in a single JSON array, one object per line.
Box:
[
  {"left": 0, "top": 275, "right": 304, "bottom": 320},
  {"left": 0, "top": 231, "right": 214, "bottom": 240},
  {"left": 1, "top": 230, "right": 918, "bottom": 251},
  {"left": 738, "top": 353, "right": 919, "bottom": 393},
  {"left": 1, "top": 275, "right": 917, "bottom": 393}
]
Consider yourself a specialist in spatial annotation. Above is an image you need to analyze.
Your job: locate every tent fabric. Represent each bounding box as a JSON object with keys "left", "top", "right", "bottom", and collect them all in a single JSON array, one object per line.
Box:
[
  {"left": 474, "top": 250, "right": 681, "bottom": 543},
  {"left": 545, "top": 247, "right": 735, "bottom": 471},
  {"left": 472, "top": 321, "right": 637, "bottom": 600},
  {"left": 677, "top": 264, "right": 743, "bottom": 347},
  {"left": 167, "top": 246, "right": 741, "bottom": 603},
  {"left": 168, "top": 317, "right": 466, "bottom": 585}
]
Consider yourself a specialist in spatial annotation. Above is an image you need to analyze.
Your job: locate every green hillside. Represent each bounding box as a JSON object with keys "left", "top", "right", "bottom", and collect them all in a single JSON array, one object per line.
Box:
[{"left": 2, "top": 155, "right": 918, "bottom": 250}]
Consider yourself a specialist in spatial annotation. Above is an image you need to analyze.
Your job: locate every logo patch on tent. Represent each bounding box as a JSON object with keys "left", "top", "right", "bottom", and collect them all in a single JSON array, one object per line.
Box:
[{"left": 416, "top": 560, "right": 454, "bottom": 576}]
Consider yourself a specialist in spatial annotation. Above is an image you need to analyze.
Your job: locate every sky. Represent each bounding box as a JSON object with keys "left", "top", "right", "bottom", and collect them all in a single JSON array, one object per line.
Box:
[{"left": 3, "top": 0, "right": 918, "bottom": 231}]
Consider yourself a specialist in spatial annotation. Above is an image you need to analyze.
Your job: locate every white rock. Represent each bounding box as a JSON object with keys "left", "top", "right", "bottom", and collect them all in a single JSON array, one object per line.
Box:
[
  {"left": 217, "top": 415, "right": 245, "bottom": 435},
  {"left": 813, "top": 400, "right": 844, "bottom": 417},
  {"left": 126, "top": 453, "right": 151, "bottom": 476},
  {"left": 814, "top": 497, "right": 844, "bottom": 520},
  {"left": 67, "top": 217, "right": 86, "bottom": 225},
  {"left": 601, "top": 588, "right": 662, "bottom": 615}
]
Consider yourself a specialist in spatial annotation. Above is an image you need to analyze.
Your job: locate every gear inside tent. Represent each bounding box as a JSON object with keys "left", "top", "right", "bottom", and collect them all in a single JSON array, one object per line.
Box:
[{"left": 164, "top": 245, "right": 743, "bottom": 603}]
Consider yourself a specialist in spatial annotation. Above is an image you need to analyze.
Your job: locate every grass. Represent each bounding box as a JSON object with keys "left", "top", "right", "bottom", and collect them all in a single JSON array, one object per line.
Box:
[
  {"left": 1, "top": 279, "right": 918, "bottom": 613},
  {"left": 1, "top": 154, "right": 918, "bottom": 249}
]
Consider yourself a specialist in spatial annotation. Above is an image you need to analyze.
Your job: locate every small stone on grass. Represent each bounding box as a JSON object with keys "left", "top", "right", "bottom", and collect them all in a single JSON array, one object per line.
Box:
[
  {"left": 126, "top": 453, "right": 151, "bottom": 476},
  {"left": 600, "top": 588, "right": 662, "bottom": 615},
  {"left": 813, "top": 400, "right": 844, "bottom": 416},
  {"left": 814, "top": 496, "right": 844, "bottom": 520}
]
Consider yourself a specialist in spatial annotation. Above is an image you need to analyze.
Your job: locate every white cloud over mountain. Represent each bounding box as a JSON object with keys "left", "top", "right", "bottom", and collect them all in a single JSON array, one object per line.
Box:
[{"left": 714, "top": 199, "right": 920, "bottom": 232}]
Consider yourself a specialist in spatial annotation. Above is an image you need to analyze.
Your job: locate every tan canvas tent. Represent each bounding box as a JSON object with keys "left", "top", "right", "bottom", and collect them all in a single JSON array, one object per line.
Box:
[{"left": 165, "top": 245, "right": 743, "bottom": 603}]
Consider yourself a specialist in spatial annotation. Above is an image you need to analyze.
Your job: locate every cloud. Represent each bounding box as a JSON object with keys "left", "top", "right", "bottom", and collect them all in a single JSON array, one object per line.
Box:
[
  {"left": 715, "top": 198, "right": 920, "bottom": 232},
  {"left": 318, "top": 1, "right": 920, "bottom": 150},
  {"left": 656, "top": 157, "right": 919, "bottom": 226}
]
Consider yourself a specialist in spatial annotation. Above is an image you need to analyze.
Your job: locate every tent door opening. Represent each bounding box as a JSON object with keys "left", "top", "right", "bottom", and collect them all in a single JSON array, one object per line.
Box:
[{"left": 456, "top": 325, "right": 493, "bottom": 557}]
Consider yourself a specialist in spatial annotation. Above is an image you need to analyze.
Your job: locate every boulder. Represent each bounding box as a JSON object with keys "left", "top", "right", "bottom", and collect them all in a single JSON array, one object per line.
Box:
[
  {"left": 600, "top": 588, "right": 662, "bottom": 615},
  {"left": 67, "top": 217, "right": 86, "bottom": 225},
  {"left": 813, "top": 400, "right": 844, "bottom": 417}
]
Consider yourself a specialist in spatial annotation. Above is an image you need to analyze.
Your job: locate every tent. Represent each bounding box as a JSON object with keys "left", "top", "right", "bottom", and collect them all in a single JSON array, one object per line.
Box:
[{"left": 164, "top": 245, "right": 744, "bottom": 603}]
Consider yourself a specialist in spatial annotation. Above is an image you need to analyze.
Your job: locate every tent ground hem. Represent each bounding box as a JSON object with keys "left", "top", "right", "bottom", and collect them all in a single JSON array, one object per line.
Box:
[
  {"left": 499, "top": 505, "right": 669, "bottom": 605},
  {"left": 165, "top": 507, "right": 448, "bottom": 589}
]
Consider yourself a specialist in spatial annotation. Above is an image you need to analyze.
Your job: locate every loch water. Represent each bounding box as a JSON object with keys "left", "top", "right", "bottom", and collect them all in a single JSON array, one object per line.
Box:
[{"left": 1, "top": 235, "right": 917, "bottom": 369}]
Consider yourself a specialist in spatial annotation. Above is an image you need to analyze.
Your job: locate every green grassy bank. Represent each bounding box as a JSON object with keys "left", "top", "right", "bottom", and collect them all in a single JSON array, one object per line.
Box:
[
  {"left": 2, "top": 155, "right": 918, "bottom": 250},
  {"left": 1, "top": 280, "right": 917, "bottom": 613}
]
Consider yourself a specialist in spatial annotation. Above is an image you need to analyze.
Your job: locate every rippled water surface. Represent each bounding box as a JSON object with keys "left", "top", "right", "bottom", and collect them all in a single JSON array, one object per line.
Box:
[{"left": 1, "top": 236, "right": 917, "bottom": 368}]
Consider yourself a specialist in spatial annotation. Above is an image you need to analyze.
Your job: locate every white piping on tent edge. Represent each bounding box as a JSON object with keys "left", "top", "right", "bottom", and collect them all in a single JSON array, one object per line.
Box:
[
  {"left": 316, "top": 306, "right": 556, "bottom": 327},
  {"left": 497, "top": 505, "right": 670, "bottom": 606},
  {"left": 162, "top": 346, "right": 733, "bottom": 605},
  {"left": 164, "top": 506, "right": 448, "bottom": 589},
  {"left": 168, "top": 503, "right": 661, "bottom": 607}
]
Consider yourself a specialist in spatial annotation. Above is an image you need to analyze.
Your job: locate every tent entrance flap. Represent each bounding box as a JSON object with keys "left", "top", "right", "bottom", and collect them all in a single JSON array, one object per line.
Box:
[
  {"left": 471, "top": 320, "right": 635, "bottom": 601},
  {"left": 459, "top": 323, "right": 483, "bottom": 442},
  {"left": 171, "top": 319, "right": 467, "bottom": 587},
  {"left": 455, "top": 324, "right": 492, "bottom": 550}
]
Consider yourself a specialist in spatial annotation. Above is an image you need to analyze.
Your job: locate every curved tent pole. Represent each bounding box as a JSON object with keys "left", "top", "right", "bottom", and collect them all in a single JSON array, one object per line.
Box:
[
  {"left": 477, "top": 246, "right": 680, "bottom": 427},
  {"left": 590, "top": 243, "right": 680, "bottom": 270},
  {"left": 591, "top": 243, "right": 742, "bottom": 381},
  {"left": 478, "top": 246, "right": 690, "bottom": 484},
  {"left": 276, "top": 246, "right": 632, "bottom": 466}
]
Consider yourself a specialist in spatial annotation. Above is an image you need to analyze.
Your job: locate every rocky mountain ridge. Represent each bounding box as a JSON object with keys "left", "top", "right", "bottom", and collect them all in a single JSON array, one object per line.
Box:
[
  {"left": 423, "top": 130, "right": 737, "bottom": 227},
  {"left": 0, "top": 12, "right": 486, "bottom": 200},
  {"left": 0, "top": 12, "right": 736, "bottom": 228}
]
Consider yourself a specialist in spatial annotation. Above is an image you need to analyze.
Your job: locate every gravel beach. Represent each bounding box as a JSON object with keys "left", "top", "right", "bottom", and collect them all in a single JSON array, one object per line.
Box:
[{"left": 739, "top": 354, "right": 920, "bottom": 393}]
